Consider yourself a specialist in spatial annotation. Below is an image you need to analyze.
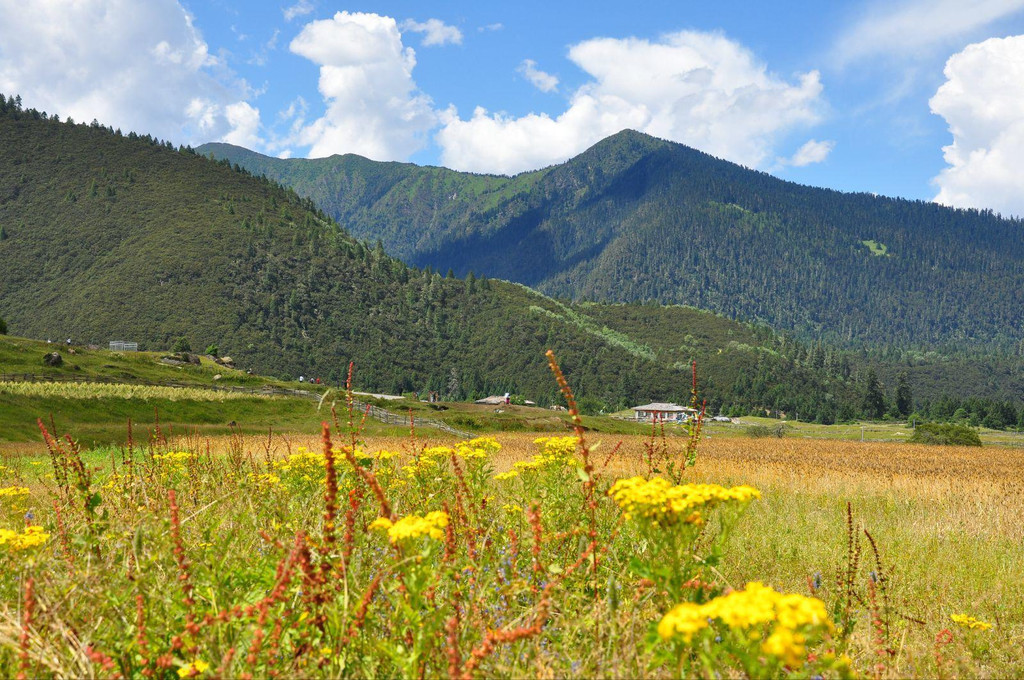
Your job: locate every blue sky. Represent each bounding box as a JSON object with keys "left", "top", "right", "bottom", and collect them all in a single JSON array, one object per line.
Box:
[{"left": 3, "top": 1, "right": 1024, "bottom": 215}]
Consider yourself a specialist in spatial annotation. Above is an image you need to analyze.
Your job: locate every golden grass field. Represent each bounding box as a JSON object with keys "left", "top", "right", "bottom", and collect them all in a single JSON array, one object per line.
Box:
[{"left": 3, "top": 429, "right": 1020, "bottom": 675}]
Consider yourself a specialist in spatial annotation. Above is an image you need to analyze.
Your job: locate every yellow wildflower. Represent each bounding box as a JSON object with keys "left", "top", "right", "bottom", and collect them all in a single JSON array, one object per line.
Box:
[
  {"left": 370, "top": 511, "right": 449, "bottom": 544},
  {"left": 0, "top": 486, "right": 30, "bottom": 499},
  {"left": 454, "top": 437, "right": 501, "bottom": 460},
  {"left": 0, "top": 525, "right": 51, "bottom": 551},
  {"left": 608, "top": 476, "right": 760, "bottom": 527},
  {"left": 494, "top": 470, "right": 520, "bottom": 481},
  {"left": 950, "top": 614, "right": 993, "bottom": 631},
  {"left": 177, "top": 659, "right": 210, "bottom": 677},
  {"left": 659, "top": 582, "right": 830, "bottom": 667}
]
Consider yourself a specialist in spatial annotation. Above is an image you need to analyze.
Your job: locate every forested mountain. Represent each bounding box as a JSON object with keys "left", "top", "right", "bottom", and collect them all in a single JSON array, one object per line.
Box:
[
  {"left": 201, "top": 131, "right": 1024, "bottom": 353},
  {"left": 0, "top": 96, "right": 860, "bottom": 415}
]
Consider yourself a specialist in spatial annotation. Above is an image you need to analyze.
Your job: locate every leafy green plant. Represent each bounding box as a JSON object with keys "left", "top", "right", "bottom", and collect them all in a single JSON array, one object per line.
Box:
[{"left": 908, "top": 422, "right": 982, "bottom": 446}]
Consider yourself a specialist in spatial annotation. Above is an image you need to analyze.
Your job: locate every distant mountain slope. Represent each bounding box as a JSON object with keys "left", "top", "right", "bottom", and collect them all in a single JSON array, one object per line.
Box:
[
  {"left": 0, "top": 100, "right": 856, "bottom": 415},
  {"left": 201, "top": 132, "right": 1024, "bottom": 352}
]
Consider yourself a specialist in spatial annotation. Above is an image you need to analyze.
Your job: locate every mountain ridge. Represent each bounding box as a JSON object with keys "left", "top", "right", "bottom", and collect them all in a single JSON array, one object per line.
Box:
[{"left": 200, "top": 131, "right": 1024, "bottom": 353}]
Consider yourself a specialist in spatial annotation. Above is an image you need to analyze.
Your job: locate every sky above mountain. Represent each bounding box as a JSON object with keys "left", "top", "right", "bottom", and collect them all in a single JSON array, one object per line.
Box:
[{"left": 2, "top": 0, "right": 1024, "bottom": 216}]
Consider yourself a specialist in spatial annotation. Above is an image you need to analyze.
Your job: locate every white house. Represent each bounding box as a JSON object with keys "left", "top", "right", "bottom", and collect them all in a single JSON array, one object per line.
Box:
[{"left": 631, "top": 402, "right": 698, "bottom": 423}]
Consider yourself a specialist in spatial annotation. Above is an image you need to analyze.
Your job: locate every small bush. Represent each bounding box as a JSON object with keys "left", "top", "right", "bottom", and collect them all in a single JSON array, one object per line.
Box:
[
  {"left": 0, "top": 315, "right": 7, "bottom": 334},
  {"left": 908, "top": 422, "right": 982, "bottom": 447},
  {"left": 746, "top": 423, "right": 789, "bottom": 438},
  {"left": 745, "top": 424, "right": 772, "bottom": 438},
  {"left": 171, "top": 336, "right": 192, "bottom": 353}
]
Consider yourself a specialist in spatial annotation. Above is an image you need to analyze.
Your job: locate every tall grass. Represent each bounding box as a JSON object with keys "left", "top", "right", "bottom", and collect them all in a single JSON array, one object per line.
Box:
[{"left": 0, "top": 365, "right": 1020, "bottom": 677}]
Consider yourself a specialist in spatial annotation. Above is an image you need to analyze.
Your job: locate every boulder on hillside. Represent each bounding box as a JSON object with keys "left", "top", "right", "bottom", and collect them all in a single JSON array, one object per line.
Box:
[
  {"left": 43, "top": 351, "right": 63, "bottom": 367},
  {"left": 215, "top": 356, "right": 235, "bottom": 368},
  {"left": 160, "top": 352, "right": 201, "bottom": 366}
]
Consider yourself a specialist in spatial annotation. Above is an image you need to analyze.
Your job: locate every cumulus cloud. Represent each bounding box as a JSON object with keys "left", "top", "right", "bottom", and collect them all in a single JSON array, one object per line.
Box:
[
  {"left": 401, "top": 18, "right": 463, "bottom": 47},
  {"left": 289, "top": 11, "right": 437, "bottom": 160},
  {"left": 930, "top": 35, "right": 1024, "bottom": 217},
  {"left": 783, "top": 139, "right": 835, "bottom": 167},
  {"left": 833, "top": 0, "right": 1024, "bottom": 65},
  {"left": 0, "top": 0, "right": 258, "bottom": 146},
  {"left": 437, "top": 31, "right": 824, "bottom": 175},
  {"left": 517, "top": 59, "right": 559, "bottom": 92}
]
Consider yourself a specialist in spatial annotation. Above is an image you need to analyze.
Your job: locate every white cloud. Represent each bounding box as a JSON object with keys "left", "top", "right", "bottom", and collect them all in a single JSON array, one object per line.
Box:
[
  {"left": 783, "top": 139, "right": 835, "bottom": 167},
  {"left": 833, "top": 0, "right": 1024, "bottom": 65},
  {"left": 283, "top": 0, "right": 315, "bottom": 22},
  {"left": 401, "top": 18, "right": 463, "bottom": 47},
  {"left": 223, "top": 102, "right": 263, "bottom": 148},
  {"left": 479, "top": 23, "right": 504, "bottom": 33},
  {"left": 930, "top": 35, "right": 1024, "bottom": 217},
  {"left": 0, "top": 0, "right": 257, "bottom": 146},
  {"left": 438, "top": 31, "right": 824, "bottom": 175},
  {"left": 517, "top": 59, "right": 559, "bottom": 93},
  {"left": 289, "top": 11, "right": 437, "bottom": 160}
]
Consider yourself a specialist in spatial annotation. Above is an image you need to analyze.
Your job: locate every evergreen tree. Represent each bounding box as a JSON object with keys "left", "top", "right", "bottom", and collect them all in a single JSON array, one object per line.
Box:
[
  {"left": 894, "top": 371, "right": 912, "bottom": 417},
  {"left": 0, "top": 315, "right": 6, "bottom": 335},
  {"left": 861, "top": 368, "right": 885, "bottom": 419}
]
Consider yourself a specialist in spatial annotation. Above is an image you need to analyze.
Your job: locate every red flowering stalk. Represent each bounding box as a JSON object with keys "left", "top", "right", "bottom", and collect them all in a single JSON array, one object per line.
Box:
[
  {"left": 933, "top": 628, "right": 954, "bottom": 680},
  {"left": 343, "top": 572, "right": 383, "bottom": 645},
  {"left": 84, "top": 645, "right": 121, "bottom": 678},
  {"left": 218, "top": 646, "right": 237, "bottom": 678},
  {"left": 867, "top": 578, "right": 887, "bottom": 680},
  {"left": 339, "top": 444, "right": 393, "bottom": 520},
  {"left": 545, "top": 350, "right": 598, "bottom": 577},
  {"left": 320, "top": 423, "right": 339, "bottom": 553},
  {"left": 16, "top": 577, "right": 34, "bottom": 680},
  {"left": 168, "top": 489, "right": 197, "bottom": 635},
  {"left": 37, "top": 418, "right": 70, "bottom": 502},
  {"left": 153, "top": 406, "right": 166, "bottom": 446},
  {"left": 442, "top": 501, "right": 457, "bottom": 563},
  {"left": 445, "top": 607, "right": 462, "bottom": 680}
]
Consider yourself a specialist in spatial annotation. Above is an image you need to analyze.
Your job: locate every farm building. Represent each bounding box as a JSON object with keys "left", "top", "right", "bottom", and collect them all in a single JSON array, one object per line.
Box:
[{"left": 631, "top": 402, "right": 697, "bottom": 423}]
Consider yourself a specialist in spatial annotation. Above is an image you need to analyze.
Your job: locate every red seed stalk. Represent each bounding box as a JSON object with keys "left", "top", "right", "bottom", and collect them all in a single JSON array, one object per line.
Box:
[
  {"left": 168, "top": 490, "right": 197, "bottom": 633},
  {"left": 342, "top": 486, "right": 364, "bottom": 564},
  {"left": 545, "top": 350, "right": 599, "bottom": 577},
  {"left": 343, "top": 572, "right": 383, "bottom": 644},
  {"left": 321, "top": 423, "right": 339, "bottom": 552},
  {"left": 16, "top": 577, "right": 34, "bottom": 680}
]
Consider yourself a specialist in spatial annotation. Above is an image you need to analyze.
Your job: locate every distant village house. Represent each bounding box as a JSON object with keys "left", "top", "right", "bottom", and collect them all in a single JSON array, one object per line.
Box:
[{"left": 631, "top": 402, "right": 697, "bottom": 423}]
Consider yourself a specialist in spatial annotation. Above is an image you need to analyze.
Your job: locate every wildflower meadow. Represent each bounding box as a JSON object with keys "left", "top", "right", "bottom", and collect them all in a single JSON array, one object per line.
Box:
[{"left": 0, "top": 354, "right": 1019, "bottom": 678}]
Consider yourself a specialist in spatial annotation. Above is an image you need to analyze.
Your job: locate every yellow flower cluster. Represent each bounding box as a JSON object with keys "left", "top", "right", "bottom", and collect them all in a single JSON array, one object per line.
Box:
[
  {"left": 250, "top": 472, "right": 281, "bottom": 488},
  {"left": 369, "top": 511, "right": 449, "bottom": 544},
  {"left": 153, "top": 451, "right": 194, "bottom": 463},
  {"left": 0, "top": 525, "right": 51, "bottom": 552},
  {"left": 455, "top": 436, "right": 501, "bottom": 460},
  {"left": 177, "top": 659, "right": 210, "bottom": 678},
  {"left": 273, "top": 447, "right": 327, "bottom": 479},
  {"left": 608, "top": 476, "right": 760, "bottom": 526},
  {"left": 496, "top": 437, "right": 579, "bottom": 480},
  {"left": 659, "top": 582, "right": 831, "bottom": 667},
  {"left": 950, "top": 614, "right": 993, "bottom": 631},
  {"left": 0, "top": 486, "right": 30, "bottom": 499}
]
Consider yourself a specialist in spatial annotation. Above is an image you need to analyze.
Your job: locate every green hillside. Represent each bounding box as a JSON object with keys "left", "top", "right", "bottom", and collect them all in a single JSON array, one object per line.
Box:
[
  {"left": 200, "top": 131, "right": 1024, "bottom": 353},
  {"left": 0, "top": 98, "right": 860, "bottom": 418}
]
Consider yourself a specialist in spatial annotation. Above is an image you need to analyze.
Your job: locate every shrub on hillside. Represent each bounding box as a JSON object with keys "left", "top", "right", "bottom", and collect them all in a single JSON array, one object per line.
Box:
[{"left": 908, "top": 422, "right": 982, "bottom": 446}]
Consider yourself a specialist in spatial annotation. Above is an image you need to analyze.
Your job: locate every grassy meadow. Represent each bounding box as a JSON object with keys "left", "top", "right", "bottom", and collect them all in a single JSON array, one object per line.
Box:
[{"left": 1, "top": 395, "right": 1020, "bottom": 678}]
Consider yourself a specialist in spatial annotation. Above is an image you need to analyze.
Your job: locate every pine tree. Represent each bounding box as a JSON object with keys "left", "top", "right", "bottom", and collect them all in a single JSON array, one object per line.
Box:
[
  {"left": 894, "top": 371, "right": 912, "bottom": 417},
  {"left": 861, "top": 368, "right": 885, "bottom": 419}
]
